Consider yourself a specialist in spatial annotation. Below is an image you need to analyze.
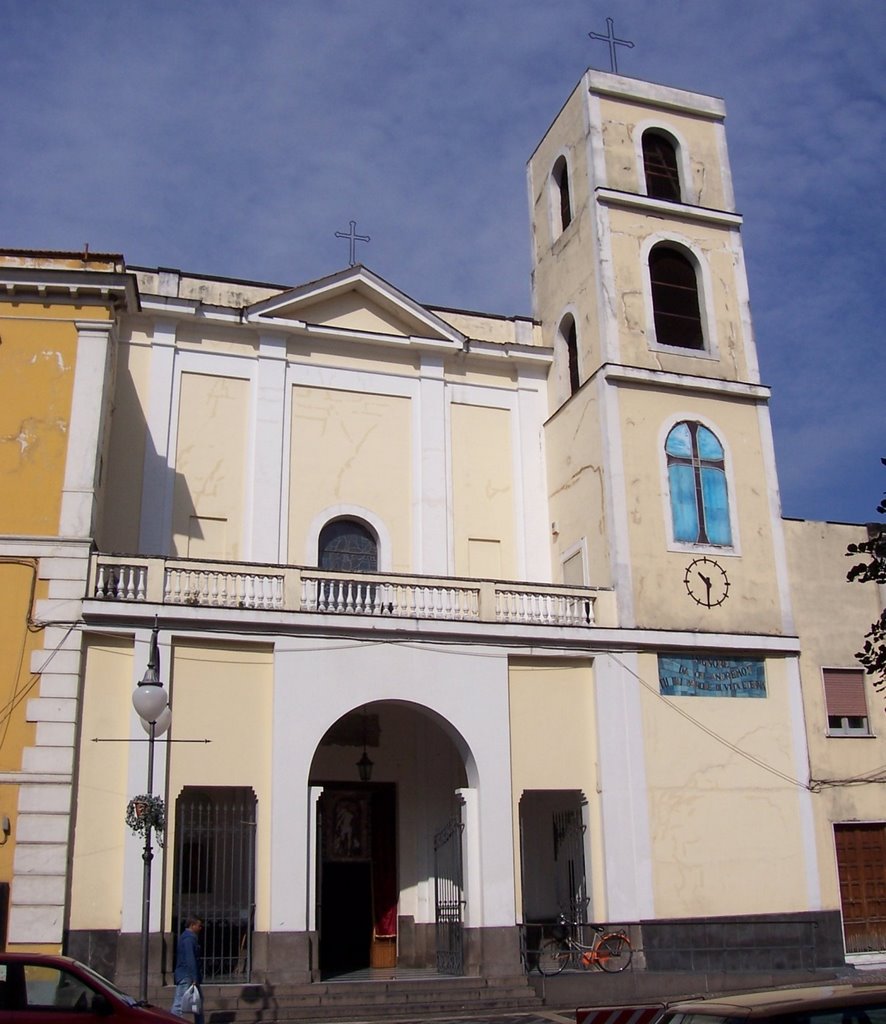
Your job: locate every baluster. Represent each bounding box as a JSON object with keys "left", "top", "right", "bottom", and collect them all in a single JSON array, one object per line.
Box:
[
  {"left": 122, "top": 566, "right": 134, "bottom": 600},
  {"left": 135, "top": 566, "right": 147, "bottom": 601},
  {"left": 273, "top": 576, "right": 284, "bottom": 609},
  {"left": 317, "top": 579, "right": 327, "bottom": 612},
  {"left": 301, "top": 576, "right": 309, "bottom": 611},
  {"left": 344, "top": 581, "right": 355, "bottom": 613},
  {"left": 331, "top": 579, "right": 342, "bottom": 613},
  {"left": 95, "top": 564, "right": 107, "bottom": 599}
]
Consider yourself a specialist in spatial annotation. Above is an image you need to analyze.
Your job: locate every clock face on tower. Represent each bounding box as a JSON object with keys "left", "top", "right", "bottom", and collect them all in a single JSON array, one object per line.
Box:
[{"left": 684, "top": 556, "right": 730, "bottom": 608}]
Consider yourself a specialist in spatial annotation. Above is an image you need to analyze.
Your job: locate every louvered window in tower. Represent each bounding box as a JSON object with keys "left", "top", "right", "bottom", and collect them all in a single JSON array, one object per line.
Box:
[
  {"left": 642, "top": 131, "right": 681, "bottom": 202},
  {"left": 649, "top": 246, "right": 704, "bottom": 350}
]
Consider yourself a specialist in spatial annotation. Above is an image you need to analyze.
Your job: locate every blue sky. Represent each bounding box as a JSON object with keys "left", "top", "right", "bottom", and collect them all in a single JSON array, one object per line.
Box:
[{"left": 1, "top": 1, "right": 883, "bottom": 524}]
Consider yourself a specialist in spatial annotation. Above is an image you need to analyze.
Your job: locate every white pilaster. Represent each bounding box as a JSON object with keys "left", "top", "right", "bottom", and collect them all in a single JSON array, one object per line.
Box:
[
  {"left": 58, "top": 322, "right": 113, "bottom": 538},
  {"left": 246, "top": 334, "right": 287, "bottom": 563},
  {"left": 594, "top": 651, "right": 655, "bottom": 921},
  {"left": 418, "top": 354, "right": 448, "bottom": 574},
  {"left": 138, "top": 320, "right": 177, "bottom": 555},
  {"left": 456, "top": 788, "right": 482, "bottom": 927}
]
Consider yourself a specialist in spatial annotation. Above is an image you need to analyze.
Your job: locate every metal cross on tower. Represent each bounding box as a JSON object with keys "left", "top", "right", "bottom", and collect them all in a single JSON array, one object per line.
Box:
[
  {"left": 335, "top": 220, "right": 371, "bottom": 267},
  {"left": 588, "top": 17, "right": 634, "bottom": 74}
]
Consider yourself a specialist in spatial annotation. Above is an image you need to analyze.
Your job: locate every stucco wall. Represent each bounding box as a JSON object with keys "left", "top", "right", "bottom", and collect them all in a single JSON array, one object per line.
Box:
[
  {"left": 450, "top": 403, "right": 515, "bottom": 578},
  {"left": 0, "top": 306, "right": 79, "bottom": 535},
  {"left": 288, "top": 386, "right": 412, "bottom": 570},
  {"left": 69, "top": 637, "right": 134, "bottom": 931},
  {"left": 639, "top": 651, "right": 813, "bottom": 917}
]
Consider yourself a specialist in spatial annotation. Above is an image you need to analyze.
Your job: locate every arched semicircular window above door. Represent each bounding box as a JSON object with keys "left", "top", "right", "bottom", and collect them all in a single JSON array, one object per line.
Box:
[{"left": 318, "top": 519, "right": 379, "bottom": 573}]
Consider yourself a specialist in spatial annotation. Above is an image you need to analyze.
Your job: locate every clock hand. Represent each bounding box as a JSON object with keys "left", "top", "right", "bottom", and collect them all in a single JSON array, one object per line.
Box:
[{"left": 699, "top": 572, "right": 712, "bottom": 599}]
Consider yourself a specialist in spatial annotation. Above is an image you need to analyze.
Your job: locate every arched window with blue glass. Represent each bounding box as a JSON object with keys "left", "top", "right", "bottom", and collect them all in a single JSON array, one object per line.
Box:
[{"left": 665, "top": 421, "right": 732, "bottom": 546}]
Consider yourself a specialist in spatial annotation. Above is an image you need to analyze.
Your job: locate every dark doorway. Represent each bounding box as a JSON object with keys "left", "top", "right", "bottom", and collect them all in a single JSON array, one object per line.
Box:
[
  {"left": 318, "top": 784, "right": 397, "bottom": 975},
  {"left": 320, "top": 861, "right": 373, "bottom": 971}
]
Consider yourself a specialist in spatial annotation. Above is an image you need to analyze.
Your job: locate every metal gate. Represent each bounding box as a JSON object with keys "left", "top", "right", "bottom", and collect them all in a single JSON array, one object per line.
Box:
[
  {"left": 553, "top": 808, "right": 588, "bottom": 923},
  {"left": 434, "top": 816, "right": 465, "bottom": 975},
  {"left": 173, "top": 787, "right": 257, "bottom": 981}
]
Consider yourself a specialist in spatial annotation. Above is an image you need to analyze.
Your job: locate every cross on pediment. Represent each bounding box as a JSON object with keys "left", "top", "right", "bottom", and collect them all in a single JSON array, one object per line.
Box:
[{"left": 335, "top": 220, "right": 371, "bottom": 267}]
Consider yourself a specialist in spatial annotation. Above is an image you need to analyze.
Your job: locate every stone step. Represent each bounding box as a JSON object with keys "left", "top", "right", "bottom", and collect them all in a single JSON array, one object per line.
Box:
[{"left": 150, "top": 975, "right": 543, "bottom": 1022}]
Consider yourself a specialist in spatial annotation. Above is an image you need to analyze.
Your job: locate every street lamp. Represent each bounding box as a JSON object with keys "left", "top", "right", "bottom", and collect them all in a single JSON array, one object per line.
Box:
[{"left": 132, "top": 619, "right": 170, "bottom": 1003}]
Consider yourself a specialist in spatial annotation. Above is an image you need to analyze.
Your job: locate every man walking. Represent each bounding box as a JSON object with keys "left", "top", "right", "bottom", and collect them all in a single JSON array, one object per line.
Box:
[{"left": 171, "top": 917, "right": 204, "bottom": 1024}]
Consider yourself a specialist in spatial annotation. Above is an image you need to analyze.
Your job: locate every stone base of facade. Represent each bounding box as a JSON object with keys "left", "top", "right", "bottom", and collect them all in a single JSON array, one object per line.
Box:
[{"left": 66, "top": 910, "right": 845, "bottom": 991}]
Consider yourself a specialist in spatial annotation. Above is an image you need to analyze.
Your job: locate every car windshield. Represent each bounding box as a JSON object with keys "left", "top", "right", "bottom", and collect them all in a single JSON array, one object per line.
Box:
[{"left": 71, "top": 960, "right": 138, "bottom": 1006}]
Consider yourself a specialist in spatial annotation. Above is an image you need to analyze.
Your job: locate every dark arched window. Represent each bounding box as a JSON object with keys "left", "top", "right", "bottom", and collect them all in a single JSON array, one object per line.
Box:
[
  {"left": 642, "top": 130, "right": 681, "bottom": 202},
  {"left": 649, "top": 245, "right": 704, "bottom": 350},
  {"left": 319, "top": 519, "right": 378, "bottom": 572},
  {"left": 552, "top": 156, "right": 572, "bottom": 235},
  {"left": 559, "top": 314, "right": 580, "bottom": 395},
  {"left": 666, "top": 421, "right": 732, "bottom": 546}
]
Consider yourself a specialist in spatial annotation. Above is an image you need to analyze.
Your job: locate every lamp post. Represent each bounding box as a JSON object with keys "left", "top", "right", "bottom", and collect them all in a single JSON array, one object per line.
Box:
[{"left": 132, "top": 620, "right": 171, "bottom": 1004}]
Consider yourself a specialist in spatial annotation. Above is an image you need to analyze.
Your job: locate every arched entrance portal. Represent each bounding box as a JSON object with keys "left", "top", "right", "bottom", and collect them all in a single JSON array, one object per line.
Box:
[{"left": 309, "top": 702, "right": 469, "bottom": 976}]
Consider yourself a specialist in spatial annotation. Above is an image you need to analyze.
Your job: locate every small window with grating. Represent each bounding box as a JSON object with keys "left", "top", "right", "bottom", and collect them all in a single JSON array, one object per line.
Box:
[{"left": 823, "top": 668, "right": 871, "bottom": 736}]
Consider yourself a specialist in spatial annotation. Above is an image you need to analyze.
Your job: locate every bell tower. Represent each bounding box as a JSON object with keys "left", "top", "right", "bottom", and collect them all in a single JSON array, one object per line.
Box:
[{"left": 530, "top": 71, "right": 793, "bottom": 637}]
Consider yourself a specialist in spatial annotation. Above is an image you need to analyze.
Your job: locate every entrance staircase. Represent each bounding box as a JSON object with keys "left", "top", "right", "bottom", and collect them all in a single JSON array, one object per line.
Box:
[{"left": 150, "top": 971, "right": 543, "bottom": 1022}]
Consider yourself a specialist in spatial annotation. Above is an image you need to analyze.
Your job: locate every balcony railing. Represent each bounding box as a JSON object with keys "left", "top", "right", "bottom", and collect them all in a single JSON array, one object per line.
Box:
[{"left": 89, "top": 554, "right": 608, "bottom": 629}]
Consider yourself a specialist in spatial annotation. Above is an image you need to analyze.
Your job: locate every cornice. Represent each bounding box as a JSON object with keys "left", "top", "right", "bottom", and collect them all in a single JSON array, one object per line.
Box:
[{"left": 596, "top": 188, "right": 742, "bottom": 227}]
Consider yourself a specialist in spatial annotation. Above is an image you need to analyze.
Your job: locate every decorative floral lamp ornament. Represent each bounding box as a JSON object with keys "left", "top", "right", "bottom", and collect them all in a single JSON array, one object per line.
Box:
[{"left": 126, "top": 794, "right": 166, "bottom": 847}]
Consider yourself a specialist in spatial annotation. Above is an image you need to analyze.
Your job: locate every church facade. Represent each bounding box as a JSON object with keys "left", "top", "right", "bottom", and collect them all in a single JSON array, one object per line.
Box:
[{"left": 1, "top": 69, "right": 883, "bottom": 989}]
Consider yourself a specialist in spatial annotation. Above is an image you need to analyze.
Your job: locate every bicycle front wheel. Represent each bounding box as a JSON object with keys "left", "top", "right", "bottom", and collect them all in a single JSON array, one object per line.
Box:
[
  {"left": 537, "top": 939, "right": 569, "bottom": 976},
  {"left": 596, "top": 932, "right": 632, "bottom": 972}
]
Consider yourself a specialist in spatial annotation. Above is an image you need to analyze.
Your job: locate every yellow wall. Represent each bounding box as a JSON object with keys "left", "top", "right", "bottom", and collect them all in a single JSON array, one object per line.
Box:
[
  {"left": 288, "top": 386, "right": 412, "bottom": 569},
  {"left": 450, "top": 404, "right": 515, "bottom": 578},
  {"left": 785, "top": 518, "right": 886, "bottom": 911},
  {"left": 69, "top": 636, "right": 134, "bottom": 931},
  {"left": 0, "top": 306, "right": 81, "bottom": 535},
  {"left": 508, "top": 658, "right": 602, "bottom": 912},
  {"left": 598, "top": 96, "right": 730, "bottom": 211},
  {"left": 639, "top": 653, "right": 810, "bottom": 916},
  {"left": 167, "top": 642, "right": 273, "bottom": 930},
  {"left": 0, "top": 569, "right": 47, "bottom": 889},
  {"left": 607, "top": 209, "right": 750, "bottom": 381},
  {"left": 616, "top": 385, "right": 784, "bottom": 633},
  {"left": 173, "top": 373, "right": 250, "bottom": 560},
  {"left": 543, "top": 387, "right": 609, "bottom": 587}
]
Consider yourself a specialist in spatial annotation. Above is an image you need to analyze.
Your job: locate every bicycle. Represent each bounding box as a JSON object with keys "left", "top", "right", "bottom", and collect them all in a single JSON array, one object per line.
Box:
[{"left": 536, "top": 919, "right": 633, "bottom": 975}]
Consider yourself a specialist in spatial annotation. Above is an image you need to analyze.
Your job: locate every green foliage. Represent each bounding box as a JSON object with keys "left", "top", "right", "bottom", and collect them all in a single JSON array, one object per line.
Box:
[
  {"left": 125, "top": 794, "right": 166, "bottom": 847},
  {"left": 846, "top": 458, "right": 886, "bottom": 694}
]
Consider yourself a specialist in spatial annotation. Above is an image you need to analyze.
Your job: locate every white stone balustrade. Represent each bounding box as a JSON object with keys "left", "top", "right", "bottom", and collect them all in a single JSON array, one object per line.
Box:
[{"left": 89, "top": 555, "right": 600, "bottom": 628}]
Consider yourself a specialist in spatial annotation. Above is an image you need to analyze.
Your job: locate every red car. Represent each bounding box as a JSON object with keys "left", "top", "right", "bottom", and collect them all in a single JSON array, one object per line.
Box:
[{"left": 0, "top": 953, "right": 179, "bottom": 1022}]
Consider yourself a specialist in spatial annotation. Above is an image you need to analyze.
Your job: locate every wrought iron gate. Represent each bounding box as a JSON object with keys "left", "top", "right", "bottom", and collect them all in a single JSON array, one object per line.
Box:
[
  {"left": 173, "top": 787, "right": 257, "bottom": 981},
  {"left": 553, "top": 808, "right": 588, "bottom": 923},
  {"left": 434, "top": 816, "right": 465, "bottom": 975}
]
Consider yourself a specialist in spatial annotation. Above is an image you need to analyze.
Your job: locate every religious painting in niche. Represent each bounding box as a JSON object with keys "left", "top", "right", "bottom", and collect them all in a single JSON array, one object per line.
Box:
[
  {"left": 324, "top": 791, "right": 371, "bottom": 861},
  {"left": 658, "top": 654, "right": 766, "bottom": 698}
]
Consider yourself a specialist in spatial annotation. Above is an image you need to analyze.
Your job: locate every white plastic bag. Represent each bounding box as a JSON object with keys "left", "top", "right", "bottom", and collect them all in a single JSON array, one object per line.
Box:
[{"left": 181, "top": 983, "right": 202, "bottom": 1014}]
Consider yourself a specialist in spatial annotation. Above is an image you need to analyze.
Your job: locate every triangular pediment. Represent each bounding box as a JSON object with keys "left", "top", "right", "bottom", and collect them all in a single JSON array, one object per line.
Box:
[{"left": 246, "top": 265, "right": 465, "bottom": 344}]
